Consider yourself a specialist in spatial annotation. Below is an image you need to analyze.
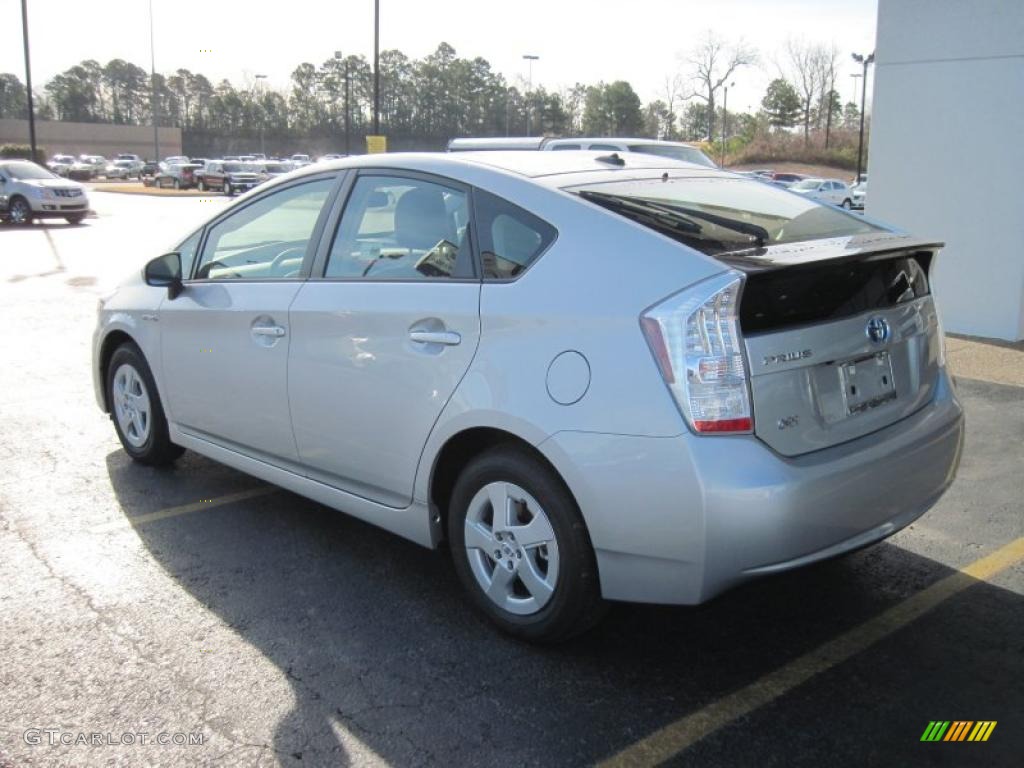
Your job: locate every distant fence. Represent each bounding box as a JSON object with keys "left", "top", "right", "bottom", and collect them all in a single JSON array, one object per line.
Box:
[{"left": 0, "top": 119, "right": 181, "bottom": 161}]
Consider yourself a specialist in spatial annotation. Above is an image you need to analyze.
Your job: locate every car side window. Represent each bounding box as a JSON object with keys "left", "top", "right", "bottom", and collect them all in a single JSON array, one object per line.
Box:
[
  {"left": 589, "top": 143, "right": 620, "bottom": 151},
  {"left": 193, "top": 178, "right": 334, "bottom": 280},
  {"left": 176, "top": 230, "right": 202, "bottom": 278},
  {"left": 473, "top": 189, "right": 557, "bottom": 280},
  {"left": 551, "top": 144, "right": 581, "bottom": 150},
  {"left": 324, "top": 175, "right": 473, "bottom": 280}
]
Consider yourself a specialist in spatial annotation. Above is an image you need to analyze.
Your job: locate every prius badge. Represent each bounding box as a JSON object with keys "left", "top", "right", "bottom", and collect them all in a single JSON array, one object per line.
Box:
[{"left": 762, "top": 349, "right": 812, "bottom": 366}]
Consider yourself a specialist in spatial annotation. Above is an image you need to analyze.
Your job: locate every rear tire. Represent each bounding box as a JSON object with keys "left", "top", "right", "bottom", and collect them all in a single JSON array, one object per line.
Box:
[
  {"left": 225, "top": 182, "right": 233, "bottom": 196},
  {"left": 448, "top": 445, "right": 606, "bottom": 642},
  {"left": 106, "top": 342, "right": 184, "bottom": 466},
  {"left": 173, "top": 178, "right": 181, "bottom": 190}
]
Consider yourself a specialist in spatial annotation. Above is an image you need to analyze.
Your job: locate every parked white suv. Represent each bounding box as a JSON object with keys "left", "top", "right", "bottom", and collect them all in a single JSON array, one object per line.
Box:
[{"left": 0, "top": 160, "right": 90, "bottom": 225}]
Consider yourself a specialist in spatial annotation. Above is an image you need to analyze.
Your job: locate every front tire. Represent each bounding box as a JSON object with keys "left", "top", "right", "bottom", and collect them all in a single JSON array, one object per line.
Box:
[
  {"left": 8, "top": 196, "right": 32, "bottom": 225},
  {"left": 448, "top": 446, "right": 606, "bottom": 642},
  {"left": 106, "top": 342, "right": 184, "bottom": 466},
  {"left": 224, "top": 182, "right": 233, "bottom": 196},
  {"left": 841, "top": 198, "right": 853, "bottom": 209},
  {"left": 65, "top": 214, "right": 85, "bottom": 225}
]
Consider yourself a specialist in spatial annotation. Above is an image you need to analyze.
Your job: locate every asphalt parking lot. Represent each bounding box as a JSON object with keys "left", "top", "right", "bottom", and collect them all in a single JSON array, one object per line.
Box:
[{"left": 1, "top": 192, "right": 1021, "bottom": 767}]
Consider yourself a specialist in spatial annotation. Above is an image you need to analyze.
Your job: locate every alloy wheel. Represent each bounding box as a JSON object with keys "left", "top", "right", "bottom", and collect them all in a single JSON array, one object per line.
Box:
[
  {"left": 463, "top": 481, "right": 560, "bottom": 615},
  {"left": 112, "top": 363, "right": 152, "bottom": 448}
]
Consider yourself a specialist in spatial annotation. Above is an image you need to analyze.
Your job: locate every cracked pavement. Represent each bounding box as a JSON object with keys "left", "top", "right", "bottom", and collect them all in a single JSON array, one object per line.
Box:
[{"left": 0, "top": 192, "right": 1021, "bottom": 767}]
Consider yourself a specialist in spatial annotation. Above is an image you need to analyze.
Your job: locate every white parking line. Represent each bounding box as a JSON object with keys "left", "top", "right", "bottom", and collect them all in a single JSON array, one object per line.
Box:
[{"left": 599, "top": 536, "right": 1024, "bottom": 767}]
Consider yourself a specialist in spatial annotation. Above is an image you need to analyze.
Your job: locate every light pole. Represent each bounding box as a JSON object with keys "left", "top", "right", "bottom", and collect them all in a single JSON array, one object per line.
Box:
[
  {"left": 851, "top": 52, "right": 874, "bottom": 182},
  {"left": 522, "top": 54, "right": 539, "bottom": 135},
  {"left": 148, "top": 0, "right": 159, "bottom": 162},
  {"left": 849, "top": 73, "right": 862, "bottom": 107},
  {"left": 20, "top": 0, "right": 37, "bottom": 162},
  {"left": 372, "top": 0, "right": 380, "bottom": 135},
  {"left": 721, "top": 81, "right": 734, "bottom": 167},
  {"left": 254, "top": 74, "right": 267, "bottom": 156}
]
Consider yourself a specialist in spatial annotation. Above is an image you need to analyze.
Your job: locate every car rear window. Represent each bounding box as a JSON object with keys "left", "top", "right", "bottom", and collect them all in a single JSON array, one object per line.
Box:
[{"left": 569, "top": 176, "right": 881, "bottom": 255}]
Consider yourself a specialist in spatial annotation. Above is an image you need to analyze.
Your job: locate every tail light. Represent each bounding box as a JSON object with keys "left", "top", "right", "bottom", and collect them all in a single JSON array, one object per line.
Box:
[{"left": 640, "top": 272, "right": 753, "bottom": 434}]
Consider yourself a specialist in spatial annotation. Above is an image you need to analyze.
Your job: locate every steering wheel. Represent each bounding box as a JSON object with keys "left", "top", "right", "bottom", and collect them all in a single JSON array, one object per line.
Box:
[{"left": 270, "top": 246, "right": 306, "bottom": 275}]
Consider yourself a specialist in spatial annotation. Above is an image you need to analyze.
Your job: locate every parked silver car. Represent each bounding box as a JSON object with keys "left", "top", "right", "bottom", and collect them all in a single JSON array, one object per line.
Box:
[{"left": 93, "top": 151, "right": 963, "bottom": 641}]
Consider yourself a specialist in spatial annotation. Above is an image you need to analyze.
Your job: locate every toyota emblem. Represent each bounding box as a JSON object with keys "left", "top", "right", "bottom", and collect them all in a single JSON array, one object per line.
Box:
[{"left": 866, "top": 316, "right": 890, "bottom": 344}]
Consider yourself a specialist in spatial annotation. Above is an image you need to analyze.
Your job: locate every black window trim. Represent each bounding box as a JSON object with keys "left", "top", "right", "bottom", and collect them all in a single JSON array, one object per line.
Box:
[
  {"left": 185, "top": 170, "right": 345, "bottom": 284},
  {"left": 309, "top": 167, "right": 481, "bottom": 284}
]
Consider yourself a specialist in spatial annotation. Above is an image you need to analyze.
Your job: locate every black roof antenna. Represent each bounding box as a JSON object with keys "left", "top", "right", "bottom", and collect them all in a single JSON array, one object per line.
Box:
[{"left": 596, "top": 152, "right": 625, "bottom": 167}]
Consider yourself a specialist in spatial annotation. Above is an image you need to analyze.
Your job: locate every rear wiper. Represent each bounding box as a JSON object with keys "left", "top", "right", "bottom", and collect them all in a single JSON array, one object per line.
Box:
[
  {"left": 578, "top": 190, "right": 702, "bottom": 236},
  {"left": 579, "top": 190, "right": 768, "bottom": 248},
  {"left": 651, "top": 201, "right": 770, "bottom": 248}
]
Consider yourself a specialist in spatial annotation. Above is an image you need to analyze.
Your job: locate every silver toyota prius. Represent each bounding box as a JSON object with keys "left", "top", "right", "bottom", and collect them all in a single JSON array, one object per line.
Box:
[{"left": 93, "top": 151, "right": 964, "bottom": 641}]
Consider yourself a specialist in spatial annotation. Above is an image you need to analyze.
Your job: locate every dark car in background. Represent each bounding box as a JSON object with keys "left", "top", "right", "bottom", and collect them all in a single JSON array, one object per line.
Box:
[
  {"left": 770, "top": 172, "right": 806, "bottom": 188},
  {"left": 154, "top": 162, "right": 202, "bottom": 189},
  {"left": 195, "top": 161, "right": 262, "bottom": 195}
]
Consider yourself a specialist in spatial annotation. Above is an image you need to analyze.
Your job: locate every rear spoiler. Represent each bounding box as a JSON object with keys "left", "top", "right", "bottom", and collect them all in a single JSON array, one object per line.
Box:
[{"left": 714, "top": 234, "right": 944, "bottom": 275}]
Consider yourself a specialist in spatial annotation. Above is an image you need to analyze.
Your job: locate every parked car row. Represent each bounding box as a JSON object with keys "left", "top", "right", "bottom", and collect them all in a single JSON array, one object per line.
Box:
[
  {"left": 46, "top": 153, "right": 147, "bottom": 181},
  {"left": 144, "top": 154, "right": 333, "bottom": 195}
]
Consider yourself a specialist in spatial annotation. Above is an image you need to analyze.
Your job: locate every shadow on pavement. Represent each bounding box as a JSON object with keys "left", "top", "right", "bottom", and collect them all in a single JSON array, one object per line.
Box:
[{"left": 104, "top": 441, "right": 1023, "bottom": 767}]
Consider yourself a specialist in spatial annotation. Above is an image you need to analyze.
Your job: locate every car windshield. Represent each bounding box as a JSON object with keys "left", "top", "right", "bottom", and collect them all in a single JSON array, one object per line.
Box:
[
  {"left": 264, "top": 163, "right": 288, "bottom": 172},
  {"left": 627, "top": 144, "right": 717, "bottom": 169},
  {"left": 570, "top": 176, "right": 882, "bottom": 255},
  {"left": 5, "top": 161, "right": 57, "bottom": 180},
  {"left": 791, "top": 179, "right": 822, "bottom": 190},
  {"left": 223, "top": 163, "right": 244, "bottom": 172}
]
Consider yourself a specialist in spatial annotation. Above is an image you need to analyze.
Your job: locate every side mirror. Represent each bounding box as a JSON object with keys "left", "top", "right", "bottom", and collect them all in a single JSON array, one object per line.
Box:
[{"left": 144, "top": 252, "right": 184, "bottom": 300}]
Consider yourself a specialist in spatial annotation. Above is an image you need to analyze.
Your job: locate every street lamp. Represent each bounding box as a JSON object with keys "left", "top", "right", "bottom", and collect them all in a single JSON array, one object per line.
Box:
[
  {"left": 721, "top": 80, "right": 734, "bottom": 167},
  {"left": 20, "top": 0, "right": 37, "bottom": 162},
  {"left": 522, "top": 54, "right": 539, "bottom": 135},
  {"left": 373, "top": 0, "right": 380, "bottom": 135},
  {"left": 851, "top": 52, "right": 875, "bottom": 182},
  {"left": 254, "top": 74, "right": 267, "bottom": 156},
  {"left": 149, "top": 0, "right": 159, "bottom": 162}
]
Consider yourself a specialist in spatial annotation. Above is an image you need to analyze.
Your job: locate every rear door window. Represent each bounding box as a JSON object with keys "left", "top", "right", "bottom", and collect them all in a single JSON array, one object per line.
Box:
[{"left": 473, "top": 189, "right": 557, "bottom": 280}]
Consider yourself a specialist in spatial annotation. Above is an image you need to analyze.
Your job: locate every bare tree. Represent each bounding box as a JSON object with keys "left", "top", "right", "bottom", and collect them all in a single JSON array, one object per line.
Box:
[
  {"left": 783, "top": 38, "right": 831, "bottom": 143},
  {"left": 660, "top": 73, "right": 686, "bottom": 140},
  {"left": 816, "top": 43, "right": 839, "bottom": 147},
  {"left": 682, "top": 31, "right": 758, "bottom": 141}
]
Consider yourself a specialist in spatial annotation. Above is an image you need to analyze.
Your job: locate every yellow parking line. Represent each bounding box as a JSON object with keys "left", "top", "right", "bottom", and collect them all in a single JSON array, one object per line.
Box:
[
  {"left": 599, "top": 537, "right": 1024, "bottom": 767},
  {"left": 91, "top": 487, "right": 277, "bottom": 533}
]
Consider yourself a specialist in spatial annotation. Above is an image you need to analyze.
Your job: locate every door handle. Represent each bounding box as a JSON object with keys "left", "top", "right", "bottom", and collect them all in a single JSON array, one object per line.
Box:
[
  {"left": 409, "top": 330, "right": 461, "bottom": 346},
  {"left": 251, "top": 325, "right": 286, "bottom": 338}
]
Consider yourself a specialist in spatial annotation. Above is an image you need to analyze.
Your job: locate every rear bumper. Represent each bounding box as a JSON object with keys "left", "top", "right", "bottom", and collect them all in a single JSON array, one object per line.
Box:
[{"left": 540, "top": 368, "right": 964, "bottom": 605}]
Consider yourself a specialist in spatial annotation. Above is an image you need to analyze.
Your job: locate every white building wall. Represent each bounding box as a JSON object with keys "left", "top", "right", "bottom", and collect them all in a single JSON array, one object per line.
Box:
[{"left": 869, "top": 0, "right": 1024, "bottom": 341}]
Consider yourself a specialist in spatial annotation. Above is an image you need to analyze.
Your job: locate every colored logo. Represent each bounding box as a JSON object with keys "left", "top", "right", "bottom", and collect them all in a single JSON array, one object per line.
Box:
[{"left": 920, "top": 721, "right": 997, "bottom": 742}]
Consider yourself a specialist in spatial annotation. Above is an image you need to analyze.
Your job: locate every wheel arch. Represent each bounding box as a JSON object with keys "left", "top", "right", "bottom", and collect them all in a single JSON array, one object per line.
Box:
[
  {"left": 428, "top": 426, "right": 590, "bottom": 550},
  {"left": 98, "top": 329, "right": 139, "bottom": 412}
]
